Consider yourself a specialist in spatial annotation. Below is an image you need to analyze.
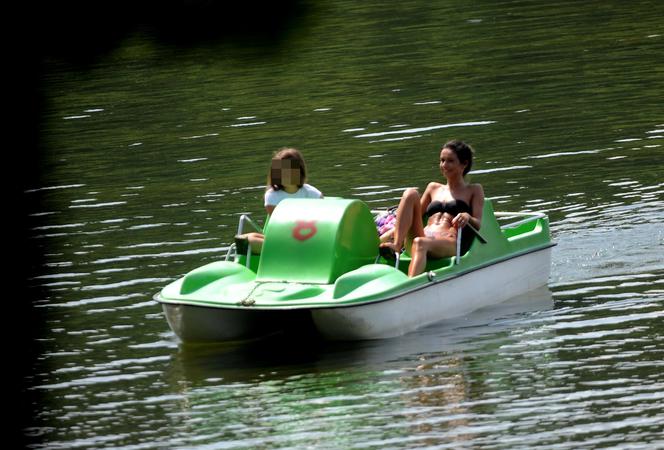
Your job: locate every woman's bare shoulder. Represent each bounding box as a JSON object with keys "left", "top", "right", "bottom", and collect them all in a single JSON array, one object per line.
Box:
[
  {"left": 426, "top": 181, "right": 444, "bottom": 191},
  {"left": 469, "top": 183, "right": 484, "bottom": 194}
]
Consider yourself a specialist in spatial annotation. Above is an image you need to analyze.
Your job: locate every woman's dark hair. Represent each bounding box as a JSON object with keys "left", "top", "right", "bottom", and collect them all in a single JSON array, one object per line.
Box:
[
  {"left": 268, "top": 147, "right": 308, "bottom": 191},
  {"left": 443, "top": 140, "right": 474, "bottom": 176}
]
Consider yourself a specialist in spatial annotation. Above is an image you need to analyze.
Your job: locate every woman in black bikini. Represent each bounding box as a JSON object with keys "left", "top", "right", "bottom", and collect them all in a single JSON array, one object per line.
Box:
[{"left": 380, "top": 140, "right": 484, "bottom": 277}]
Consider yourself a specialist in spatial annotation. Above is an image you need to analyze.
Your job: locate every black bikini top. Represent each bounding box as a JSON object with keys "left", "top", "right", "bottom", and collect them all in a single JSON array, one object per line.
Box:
[{"left": 425, "top": 199, "right": 471, "bottom": 218}]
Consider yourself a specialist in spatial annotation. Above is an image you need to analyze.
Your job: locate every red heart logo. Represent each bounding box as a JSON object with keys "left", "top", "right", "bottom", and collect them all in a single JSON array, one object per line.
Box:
[{"left": 293, "top": 220, "right": 317, "bottom": 241}]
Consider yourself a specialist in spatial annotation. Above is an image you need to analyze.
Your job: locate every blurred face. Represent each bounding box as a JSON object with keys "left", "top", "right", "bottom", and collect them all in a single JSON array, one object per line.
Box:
[
  {"left": 439, "top": 147, "right": 467, "bottom": 177},
  {"left": 271, "top": 159, "right": 301, "bottom": 186}
]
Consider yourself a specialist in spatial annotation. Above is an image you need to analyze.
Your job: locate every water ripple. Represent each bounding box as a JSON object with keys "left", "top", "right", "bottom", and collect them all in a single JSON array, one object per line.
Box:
[{"left": 354, "top": 121, "right": 496, "bottom": 138}]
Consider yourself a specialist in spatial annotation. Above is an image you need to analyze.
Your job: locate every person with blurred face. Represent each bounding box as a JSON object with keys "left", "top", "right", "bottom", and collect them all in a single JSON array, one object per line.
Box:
[{"left": 241, "top": 147, "right": 323, "bottom": 253}]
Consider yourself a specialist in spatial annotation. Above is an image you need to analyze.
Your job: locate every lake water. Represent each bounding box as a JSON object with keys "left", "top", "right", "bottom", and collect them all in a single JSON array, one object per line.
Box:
[{"left": 23, "top": 1, "right": 663, "bottom": 448}]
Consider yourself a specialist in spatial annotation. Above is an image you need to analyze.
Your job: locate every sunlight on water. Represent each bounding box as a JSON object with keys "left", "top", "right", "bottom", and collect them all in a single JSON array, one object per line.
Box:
[
  {"left": 354, "top": 121, "right": 496, "bottom": 138},
  {"left": 23, "top": 0, "right": 664, "bottom": 448}
]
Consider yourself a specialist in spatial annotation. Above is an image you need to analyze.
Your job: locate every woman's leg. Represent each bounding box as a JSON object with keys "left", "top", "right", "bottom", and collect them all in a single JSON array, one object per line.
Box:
[
  {"left": 381, "top": 188, "right": 425, "bottom": 252},
  {"left": 236, "top": 232, "right": 265, "bottom": 254},
  {"left": 409, "top": 235, "right": 456, "bottom": 276}
]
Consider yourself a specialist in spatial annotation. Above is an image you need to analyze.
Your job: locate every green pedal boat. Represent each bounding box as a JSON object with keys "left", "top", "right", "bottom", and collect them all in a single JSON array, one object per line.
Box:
[{"left": 155, "top": 197, "right": 555, "bottom": 342}]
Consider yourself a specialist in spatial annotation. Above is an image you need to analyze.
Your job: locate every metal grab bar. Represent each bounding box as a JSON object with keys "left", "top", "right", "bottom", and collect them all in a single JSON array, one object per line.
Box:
[
  {"left": 237, "top": 214, "right": 263, "bottom": 236},
  {"left": 225, "top": 243, "right": 236, "bottom": 261},
  {"left": 455, "top": 227, "right": 462, "bottom": 265},
  {"left": 225, "top": 215, "right": 264, "bottom": 266},
  {"left": 495, "top": 211, "right": 546, "bottom": 230},
  {"left": 226, "top": 238, "right": 253, "bottom": 268},
  {"left": 495, "top": 211, "right": 546, "bottom": 218}
]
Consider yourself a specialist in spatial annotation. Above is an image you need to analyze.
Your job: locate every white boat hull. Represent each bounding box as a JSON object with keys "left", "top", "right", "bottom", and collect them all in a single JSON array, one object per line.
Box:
[
  {"left": 312, "top": 247, "right": 552, "bottom": 340},
  {"left": 161, "top": 303, "right": 284, "bottom": 342},
  {"left": 161, "top": 247, "right": 552, "bottom": 342}
]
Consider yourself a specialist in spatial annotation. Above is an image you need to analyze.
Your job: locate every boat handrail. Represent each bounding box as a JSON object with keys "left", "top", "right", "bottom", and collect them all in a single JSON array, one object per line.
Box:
[
  {"left": 224, "top": 238, "right": 254, "bottom": 268},
  {"left": 495, "top": 211, "right": 546, "bottom": 230},
  {"left": 224, "top": 215, "right": 263, "bottom": 264},
  {"left": 225, "top": 243, "right": 236, "bottom": 261},
  {"left": 456, "top": 227, "right": 462, "bottom": 265},
  {"left": 237, "top": 214, "right": 263, "bottom": 235}
]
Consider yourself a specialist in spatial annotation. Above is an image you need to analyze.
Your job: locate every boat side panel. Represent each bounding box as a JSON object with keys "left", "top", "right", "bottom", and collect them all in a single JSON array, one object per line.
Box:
[{"left": 312, "top": 247, "right": 552, "bottom": 340}]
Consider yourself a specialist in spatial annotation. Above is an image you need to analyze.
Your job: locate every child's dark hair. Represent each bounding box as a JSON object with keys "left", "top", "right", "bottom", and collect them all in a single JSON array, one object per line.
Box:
[{"left": 268, "top": 147, "right": 308, "bottom": 190}]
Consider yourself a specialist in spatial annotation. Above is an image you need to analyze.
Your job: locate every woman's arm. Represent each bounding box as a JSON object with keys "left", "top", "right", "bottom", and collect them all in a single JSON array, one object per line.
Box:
[
  {"left": 420, "top": 182, "right": 438, "bottom": 213},
  {"left": 452, "top": 184, "right": 484, "bottom": 230},
  {"left": 470, "top": 184, "right": 484, "bottom": 228}
]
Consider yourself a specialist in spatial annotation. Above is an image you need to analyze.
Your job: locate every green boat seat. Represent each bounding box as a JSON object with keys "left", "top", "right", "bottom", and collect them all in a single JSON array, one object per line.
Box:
[{"left": 256, "top": 198, "right": 380, "bottom": 284}]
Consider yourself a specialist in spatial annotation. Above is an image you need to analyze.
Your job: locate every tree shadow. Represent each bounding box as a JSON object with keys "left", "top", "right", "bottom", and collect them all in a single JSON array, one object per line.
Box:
[{"left": 12, "top": 1, "right": 314, "bottom": 446}]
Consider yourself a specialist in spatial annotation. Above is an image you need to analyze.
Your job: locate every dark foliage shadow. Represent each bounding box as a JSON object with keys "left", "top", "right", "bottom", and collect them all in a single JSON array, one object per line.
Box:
[{"left": 10, "top": 1, "right": 313, "bottom": 446}]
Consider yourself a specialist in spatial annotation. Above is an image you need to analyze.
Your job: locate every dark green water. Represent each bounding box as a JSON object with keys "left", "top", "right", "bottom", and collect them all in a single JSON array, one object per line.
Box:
[{"left": 25, "top": 1, "right": 663, "bottom": 448}]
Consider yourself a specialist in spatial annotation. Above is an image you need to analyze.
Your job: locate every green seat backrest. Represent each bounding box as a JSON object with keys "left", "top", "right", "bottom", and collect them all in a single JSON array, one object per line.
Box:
[{"left": 257, "top": 198, "right": 379, "bottom": 284}]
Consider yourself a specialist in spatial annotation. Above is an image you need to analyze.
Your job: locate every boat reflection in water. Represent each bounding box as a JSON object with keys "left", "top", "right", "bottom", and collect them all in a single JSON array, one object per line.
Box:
[
  {"left": 163, "top": 288, "right": 554, "bottom": 447},
  {"left": 168, "top": 286, "right": 554, "bottom": 381}
]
